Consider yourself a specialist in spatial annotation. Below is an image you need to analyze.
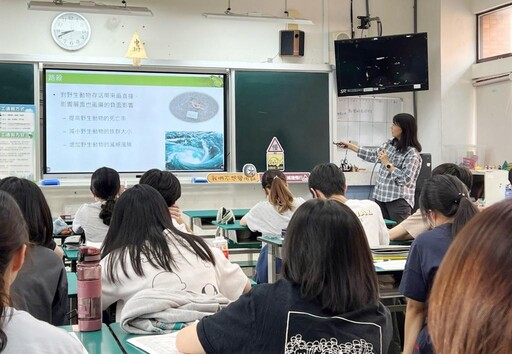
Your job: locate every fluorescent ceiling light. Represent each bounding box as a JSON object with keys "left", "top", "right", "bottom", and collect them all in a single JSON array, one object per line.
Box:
[
  {"left": 27, "top": 1, "right": 153, "bottom": 16},
  {"left": 202, "top": 12, "right": 314, "bottom": 25}
]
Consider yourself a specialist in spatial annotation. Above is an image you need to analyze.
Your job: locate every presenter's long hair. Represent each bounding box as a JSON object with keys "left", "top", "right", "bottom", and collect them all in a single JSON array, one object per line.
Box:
[
  {"left": 0, "top": 177, "right": 53, "bottom": 248},
  {"left": 139, "top": 169, "right": 181, "bottom": 207},
  {"left": 261, "top": 169, "right": 295, "bottom": 214},
  {"left": 90, "top": 167, "right": 120, "bottom": 226},
  {"left": 282, "top": 199, "right": 379, "bottom": 313},
  {"left": 0, "top": 191, "right": 29, "bottom": 352},
  {"left": 392, "top": 113, "right": 422, "bottom": 153},
  {"left": 420, "top": 175, "right": 478, "bottom": 237},
  {"left": 429, "top": 199, "right": 512, "bottom": 354},
  {"left": 101, "top": 184, "right": 215, "bottom": 284}
]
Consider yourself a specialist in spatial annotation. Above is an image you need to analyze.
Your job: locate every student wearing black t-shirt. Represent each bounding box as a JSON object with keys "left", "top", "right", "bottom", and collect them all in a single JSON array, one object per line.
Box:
[
  {"left": 177, "top": 199, "right": 393, "bottom": 354},
  {"left": 399, "top": 175, "right": 479, "bottom": 354}
]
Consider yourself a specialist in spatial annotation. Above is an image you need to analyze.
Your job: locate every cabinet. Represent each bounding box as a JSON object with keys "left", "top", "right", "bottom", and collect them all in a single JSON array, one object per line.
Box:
[{"left": 471, "top": 170, "right": 509, "bottom": 205}]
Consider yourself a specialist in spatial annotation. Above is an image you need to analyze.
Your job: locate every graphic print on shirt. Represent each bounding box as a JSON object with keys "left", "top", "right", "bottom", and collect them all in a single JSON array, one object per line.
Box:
[
  {"left": 201, "top": 283, "right": 219, "bottom": 295},
  {"left": 151, "top": 271, "right": 187, "bottom": 290},
  {"left": 284, "top": 311, "right": 383, "bottom": 354}
]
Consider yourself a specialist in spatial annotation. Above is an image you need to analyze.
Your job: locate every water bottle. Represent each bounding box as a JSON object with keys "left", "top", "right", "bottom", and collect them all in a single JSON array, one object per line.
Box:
[
  {"left": 213, "top": 235, "right": 229, "bottom": 259},
  {"left": 77, "top": 246, "right": 102, "bottom": 331},
  {"left": 505, "top": 184, "right": 512, "bottom": 200}
]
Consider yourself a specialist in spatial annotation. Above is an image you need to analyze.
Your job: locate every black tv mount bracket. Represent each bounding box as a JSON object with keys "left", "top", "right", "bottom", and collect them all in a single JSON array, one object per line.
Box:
[{"left": 357, "top": 16, "right": 380, "bottom": 29}]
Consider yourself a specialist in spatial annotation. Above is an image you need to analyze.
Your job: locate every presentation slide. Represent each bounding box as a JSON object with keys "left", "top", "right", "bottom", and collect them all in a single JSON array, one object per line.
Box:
[{"left": 44, "top": 69, "right": 226, "bottom": 175}]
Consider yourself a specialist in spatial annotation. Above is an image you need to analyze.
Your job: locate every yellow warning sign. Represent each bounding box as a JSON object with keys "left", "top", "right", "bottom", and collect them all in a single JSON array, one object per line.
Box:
[{"left": 125, "top": 32, "right": 147, "bottom": 66}]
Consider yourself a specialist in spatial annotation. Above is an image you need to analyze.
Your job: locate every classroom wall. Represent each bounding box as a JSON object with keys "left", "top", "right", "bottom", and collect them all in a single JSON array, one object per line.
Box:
[{"left": 0, "top": 0, "right": 485, "bottom": 213}]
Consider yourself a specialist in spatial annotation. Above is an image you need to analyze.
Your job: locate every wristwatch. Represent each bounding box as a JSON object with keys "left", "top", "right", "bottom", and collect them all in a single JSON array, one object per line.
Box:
[{"left": 386, "top": 163, "right": 393, "bottom": 170}]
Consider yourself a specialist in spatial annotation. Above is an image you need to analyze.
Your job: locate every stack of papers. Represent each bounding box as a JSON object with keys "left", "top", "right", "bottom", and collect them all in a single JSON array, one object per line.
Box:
[
  {"left": 371, "top": 245, "right": 409, "bottom": 260},
  {"left": 127, "top": 332, "right": 181, "bottom": 354},
  {"left": 374, "top": 259, "right": 407, "bottom": 271}
]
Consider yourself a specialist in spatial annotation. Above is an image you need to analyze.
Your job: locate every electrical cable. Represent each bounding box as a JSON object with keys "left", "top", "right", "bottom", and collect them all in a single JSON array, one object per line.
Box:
[
  {"left": 368, "top": 161, "right": 379, "bottom": 199},
  {"left": 350, "top": 0, "right": 355, "bottom": 39}
]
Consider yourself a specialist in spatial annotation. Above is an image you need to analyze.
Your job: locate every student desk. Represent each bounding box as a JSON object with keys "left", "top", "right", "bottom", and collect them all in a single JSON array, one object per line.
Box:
[
  {"left": 108, "top": 323, "right": 146, "bottom": 354},
  {"left": 59, "top": 324, "right": 123, "bottom": 353},
  {"left": 67, "top": 271, "right": 77, "bottom": 298},
  {"left": 62, "top": 246, "right": 79, "bottom": 272},
  {"left": 67, "top": 272, "right": 77, "bottom": 324},
  {"left": 183, "top": 208, "right": 250, "bottom": 233},
  {"left": 258, "top": 235, "right": 408, "bottom": 309},
  {"left": 257, "top": 236, "right": 283, "bottom": 284},
  {"left": 384, "top": 218, "right": 397, "bottom": 228}
]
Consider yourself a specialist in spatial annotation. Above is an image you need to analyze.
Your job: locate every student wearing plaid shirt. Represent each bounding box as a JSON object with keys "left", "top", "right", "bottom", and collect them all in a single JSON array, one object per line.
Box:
[{"left": 338, "top": 113, "right": 422, "bottom": 223}]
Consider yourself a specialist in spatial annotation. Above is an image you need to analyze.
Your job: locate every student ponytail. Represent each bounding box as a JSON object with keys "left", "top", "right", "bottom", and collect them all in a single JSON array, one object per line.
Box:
[
  {"left": 99, "top": 198, "right": 115, "bottom": 226},
  {"left": 0, "top": 191, "right": 29, "bottom": 352},
  {"left": 420, "top": 175, "right": 479, "bottom": 237},
  {"left": 90, "top": 167, "right": 120, "bottom": 226},
  {"left": 261, "top": 170, "right": 294, "bottom": 214},
  {"left": 451, "top": 194, "right": 478, "bottom": 237}
]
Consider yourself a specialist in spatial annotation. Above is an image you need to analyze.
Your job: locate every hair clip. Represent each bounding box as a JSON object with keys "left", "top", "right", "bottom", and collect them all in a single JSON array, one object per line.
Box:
[{"left": 454, "top": 192, "right": 466, "bottom": 204}]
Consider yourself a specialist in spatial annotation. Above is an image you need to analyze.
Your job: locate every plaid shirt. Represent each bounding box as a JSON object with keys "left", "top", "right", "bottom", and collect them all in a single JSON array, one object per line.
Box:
[{"left": 358, "top": 139, "right": 422, "bottom": 207}]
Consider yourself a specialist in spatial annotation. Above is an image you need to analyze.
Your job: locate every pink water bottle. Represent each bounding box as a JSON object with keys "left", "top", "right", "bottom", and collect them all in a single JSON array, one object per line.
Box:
[{"left": 77, "top": 246, "right": 102, "bottom": 331}]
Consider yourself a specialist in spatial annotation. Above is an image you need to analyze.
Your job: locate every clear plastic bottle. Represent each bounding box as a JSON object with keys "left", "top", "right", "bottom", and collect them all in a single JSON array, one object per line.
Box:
[
  {"left": 77, "top": 246, "right": 102, "bottom": 331},
  {"left": 505, "top": 184, "right": 512, "bottom": 200},
  {"left": 213, "top": 236, "right": 229, "bottom": 259}
]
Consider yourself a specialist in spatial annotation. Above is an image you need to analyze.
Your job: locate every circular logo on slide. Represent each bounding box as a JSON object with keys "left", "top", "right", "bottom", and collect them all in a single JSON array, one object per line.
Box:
[{"left": 169, "top": 92, "right": 219, "bottom": 123}]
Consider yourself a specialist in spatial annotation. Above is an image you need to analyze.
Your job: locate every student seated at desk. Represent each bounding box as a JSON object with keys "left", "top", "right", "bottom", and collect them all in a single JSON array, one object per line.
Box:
[
  {"left": 100, "top": 184, "right": 250, "bottom": 321},
  {"left": 400, "top": 175, "right": 478, "bottom": 354},
  {"left": 429, "top": 199, "right": 512, "bottom": 354},
  {"left": 73, "top": 166, "right": 121, "bottom": 248},
  {"left": 389, "top": 163, "right": 473, "bottom": 241},
  {"left": 240, "top": 169, "right": 304, "bottom": 283},
  {"left": 139, "top": 168, "right": 191, "bottom": 233},
  {"left": 309, "top": 163, "right": 389, "bottom": 247},
  {"left": 176, "top": 199, "right": 392, "bottom": 353},
  {"left": 0, "top": 191, "right": 83, "bottom": 353},
  {"left": 0, "top": 177, "right": 68, "bottom": 326}
]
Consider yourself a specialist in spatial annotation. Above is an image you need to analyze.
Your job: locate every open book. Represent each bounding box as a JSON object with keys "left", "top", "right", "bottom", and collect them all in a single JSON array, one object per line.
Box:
[{"left": 127, "top": 332, "right": 181, "bottom": 354}]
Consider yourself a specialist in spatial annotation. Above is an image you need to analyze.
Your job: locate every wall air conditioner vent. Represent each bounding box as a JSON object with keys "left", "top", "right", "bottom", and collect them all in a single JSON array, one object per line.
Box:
[{"left": 472, "top": 73, "right": 512, "bottom": 87}]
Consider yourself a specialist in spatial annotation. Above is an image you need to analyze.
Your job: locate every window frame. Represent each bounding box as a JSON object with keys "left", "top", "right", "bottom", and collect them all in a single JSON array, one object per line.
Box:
[{"left": 477, "top": 3, "right": 512, "bottom": 63}]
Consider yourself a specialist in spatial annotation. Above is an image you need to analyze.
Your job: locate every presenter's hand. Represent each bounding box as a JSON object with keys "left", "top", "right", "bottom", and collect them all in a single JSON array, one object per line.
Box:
[
  {"left": 335, "top": 140, "right": 359, "bottom": 153},
  {"left": 378, "top": 150, "right": 390, "bottom": 165}
]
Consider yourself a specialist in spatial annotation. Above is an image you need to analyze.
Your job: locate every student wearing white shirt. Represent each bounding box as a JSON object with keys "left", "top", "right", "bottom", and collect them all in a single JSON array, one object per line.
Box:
[
  {"left": 73, "top": 166, "right": 121, "bottom": 247},
  {"left": 139, "top": 168, "right": 191, "bottom": 233},
  {"left": 308, "top": 163, "right": 389, "bottom": 247},
  {"left": 240, "top": 169, "right": 305, "bottom": 283},
  {"left": 100, "top": 184, "right": 250, "bottom": 320},
  {"left": 240, "top": 169, "right": 304, "bottom": 236},
  {"left": 0, "top": 191, "right": 83, "bottom": 353}
]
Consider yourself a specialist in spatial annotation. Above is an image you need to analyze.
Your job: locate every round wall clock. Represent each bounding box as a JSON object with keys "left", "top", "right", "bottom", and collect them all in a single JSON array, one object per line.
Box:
[{"left": 51, "top": 12, "right": 91, "bottom": 51}]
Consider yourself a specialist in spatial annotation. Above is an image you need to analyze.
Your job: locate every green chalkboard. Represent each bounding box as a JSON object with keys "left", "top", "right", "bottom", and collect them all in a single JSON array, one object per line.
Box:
[
  {"left": 0, "top": 63, "right": 35, "bottom": 104},
  {"left": 235, "top": 71, "right": 329, "bottom": 172}
]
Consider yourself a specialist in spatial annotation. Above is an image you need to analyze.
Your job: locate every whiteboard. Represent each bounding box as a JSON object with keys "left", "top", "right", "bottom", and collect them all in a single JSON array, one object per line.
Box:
[
  {"left": 475, "top": 80, "right": 512, "bottom": 165},
  {"left": 334, "top": 97, "right": 402, "bottom": 170}
]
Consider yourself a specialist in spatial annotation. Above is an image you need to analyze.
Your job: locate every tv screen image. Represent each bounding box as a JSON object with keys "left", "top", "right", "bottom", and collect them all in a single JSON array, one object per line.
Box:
[
  {"left": 43, "top": 69, "right": 227, "bottom": 175},
  {"left": 334, "top": 32, "right": 429, "bottom": 97}
]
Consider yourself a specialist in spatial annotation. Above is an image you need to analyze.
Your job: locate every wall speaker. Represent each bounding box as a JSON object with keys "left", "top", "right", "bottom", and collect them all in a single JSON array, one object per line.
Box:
[{"left": 280, "top": 30, "right": 305, "bottom": 56}]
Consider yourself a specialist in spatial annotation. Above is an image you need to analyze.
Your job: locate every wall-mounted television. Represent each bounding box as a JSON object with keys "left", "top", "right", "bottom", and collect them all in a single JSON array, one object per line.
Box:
[
  {"left": 43, "top": 68, "right": 227, "bottom": 176},
  {"left": 334, "top": 32, "right": 429, "bottom": 97}
]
